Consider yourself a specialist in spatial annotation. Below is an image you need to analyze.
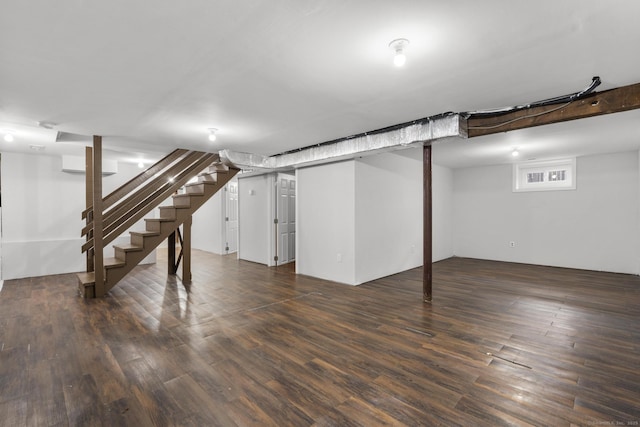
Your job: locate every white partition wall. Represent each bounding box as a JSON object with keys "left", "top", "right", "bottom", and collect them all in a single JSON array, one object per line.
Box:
[
  {"left": 433, "top": 163, "right": 454, "bottom": 262},
  {"left": 297, "top": 160, "right": 357, "bottom": 284},
  {"left": 296, "top": 147, "right": 454, "bottom": 286},
  {"left": 353, "top": 149, "right": 424, "bottom": 284}
]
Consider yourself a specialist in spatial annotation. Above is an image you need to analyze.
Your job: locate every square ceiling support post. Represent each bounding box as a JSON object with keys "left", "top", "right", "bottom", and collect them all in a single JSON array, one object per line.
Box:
[{"left": 423, "top": 143, "right": 433, "bottom": 302}]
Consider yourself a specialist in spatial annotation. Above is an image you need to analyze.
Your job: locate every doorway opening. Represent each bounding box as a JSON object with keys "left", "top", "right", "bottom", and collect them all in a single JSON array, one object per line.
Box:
[
  {"left": 224, "top": 180, "right": 239, "bottom": 254},
  {"left": 274, "top": 173, "right": 296, "bottom": 266}
]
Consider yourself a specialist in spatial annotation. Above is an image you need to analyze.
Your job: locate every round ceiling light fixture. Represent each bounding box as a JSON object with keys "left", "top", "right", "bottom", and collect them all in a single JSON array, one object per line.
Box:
[
  {"left": 208, "top": 128, "right": 218, "bottom": 142},
  {"left": 511, "top": 149, "right": 520, "bottom": 157},
  {"left": 2, "top": 129, "right": 15, "bottom": 142},
  {"left": 389, "top": 38, "right": 410, "bottom": 67}
]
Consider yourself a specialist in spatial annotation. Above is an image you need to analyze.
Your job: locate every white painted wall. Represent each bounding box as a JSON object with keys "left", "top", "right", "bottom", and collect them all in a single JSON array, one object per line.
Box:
[
  {"left": 238, "top": 174, "right": 273, "bottom": 265},
  {"left": 192, "top": 190, "right": 225, "bottom": 255},
  {"left": 433, "top": 163, "right": 454, "bottom": 262},
  {"left": 296, "top": 147, "right": 454, "bottom": 286},
  {"left": 1, "top": 151, "right": 155, "bottom": 280},
  {"left": 354, "top": 149, "right": 424, "bottom": 284},
  {"left": 297, "top": 160, "right": 356, "bottom": 284},
  {"left": 453, "top": 151, "right": 639, "bottom": 274}
]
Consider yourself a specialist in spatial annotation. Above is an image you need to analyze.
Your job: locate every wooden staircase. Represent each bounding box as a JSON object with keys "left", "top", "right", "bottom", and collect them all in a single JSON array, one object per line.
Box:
[{"left": 77, "top": 141, "right": 239, "bottom": 298}]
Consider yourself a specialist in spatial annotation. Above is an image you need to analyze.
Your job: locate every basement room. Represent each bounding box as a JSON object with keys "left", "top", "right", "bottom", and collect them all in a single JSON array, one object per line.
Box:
[{"left": 1, "top": 1, "right": 639, "bottom": 425}]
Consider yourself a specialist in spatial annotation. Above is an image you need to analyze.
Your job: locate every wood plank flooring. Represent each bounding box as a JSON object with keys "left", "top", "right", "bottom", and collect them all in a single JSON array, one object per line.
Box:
[{"left": 1, "top": 251, "right": 639, "bottom": 426}]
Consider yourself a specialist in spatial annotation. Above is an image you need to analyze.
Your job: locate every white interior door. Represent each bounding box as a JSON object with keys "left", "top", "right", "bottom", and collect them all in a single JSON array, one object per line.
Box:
[
  {"left": 277, "top": 174, "right": 296, "bottom": 265},
  {"left": 225, "top": 181, "right": 238, "bottom": 253}
]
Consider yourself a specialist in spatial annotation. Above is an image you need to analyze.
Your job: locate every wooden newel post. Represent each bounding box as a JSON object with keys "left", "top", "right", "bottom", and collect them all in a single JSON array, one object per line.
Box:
[
  {"left": 168, "top": 231, "right": 177, "bottom": 275},
  {"left": 92, "top": 136, "right": 105, "bottom": 297},
  {"left": 423, "top": 144, "right": 433, "bottom": 302},
  {"left": 85, "top": 146, "right": 94, "bottom": 273},
  {"left": 182, "top": 215, "right": 192, "bottom": 283}
]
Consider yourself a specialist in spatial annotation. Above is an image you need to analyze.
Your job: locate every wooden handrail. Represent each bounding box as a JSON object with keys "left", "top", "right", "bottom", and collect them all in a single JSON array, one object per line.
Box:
[
  {"left": 82, "top": 152, "right": 219, "bottom": 253},
  {"left": 81, "top": 151, "right": 208, "bottom": 237},
  {"left": 82, "top": 149, "right": 188, "bottom": 219}
]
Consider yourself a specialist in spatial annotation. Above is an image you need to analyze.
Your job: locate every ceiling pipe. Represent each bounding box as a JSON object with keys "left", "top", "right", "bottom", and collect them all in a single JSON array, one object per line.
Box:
[{"left": 220, "top": 113, "right": 467, "bottom": 171}]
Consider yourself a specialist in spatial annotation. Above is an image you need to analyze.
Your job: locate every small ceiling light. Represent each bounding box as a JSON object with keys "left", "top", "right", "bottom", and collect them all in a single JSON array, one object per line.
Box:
[
  {"left": 511, "top": 149, "right": 520, "bottom": 157},
  {"left": 208, "top": 128, "right": 218, "bottom": 142},
  {"left": 3, "top": 130, "right": 15, "bottom": 142},
  {"left": 138, "top": 161, "right": 145, "bottom": 168},
  {"left": 389, "top": 38, "right": 410, "bottom": 67}
]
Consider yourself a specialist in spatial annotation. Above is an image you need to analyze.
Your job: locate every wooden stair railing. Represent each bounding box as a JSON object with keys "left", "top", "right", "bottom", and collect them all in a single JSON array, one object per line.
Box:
[
  {"left": 77, "top": 142, "right": 239, "bottom": 298},
  {"left": 81, "top": 149, "right": 189, "bottom": 221},
  {"left": 81, "top": 151, "right": 218, "bottom": 252}
]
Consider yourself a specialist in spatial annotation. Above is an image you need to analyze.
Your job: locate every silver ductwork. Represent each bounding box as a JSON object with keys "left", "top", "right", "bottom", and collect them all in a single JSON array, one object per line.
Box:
[{"left": 220, "top": 113, "right": 466, "bottom": 170}]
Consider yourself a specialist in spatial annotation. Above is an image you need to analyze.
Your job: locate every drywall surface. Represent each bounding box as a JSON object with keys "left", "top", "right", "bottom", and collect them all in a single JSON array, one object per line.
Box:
[
  {"left": 297, "top": 160, "right": 356, "bottom": 284},
  {"left": 192, "top": 190, "right": 225, "bottom": 255},
  {"left": 1, "top": 152, "right": 155, "bottom": 280},
  {"left": 433, "top": 162, "right": 454, "bottom": 262},
  {"left": 296, "top": 147, "right": 454, "bottom": 286},
  {"left": 354, "top": 149, "right": 424, "bottom": 284},
  {"left": 453, "top": 151, "right": 639, "bottom": 274}
]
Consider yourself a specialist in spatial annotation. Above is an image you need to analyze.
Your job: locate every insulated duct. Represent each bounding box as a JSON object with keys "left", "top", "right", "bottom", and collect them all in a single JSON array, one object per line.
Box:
[{"left": 220, "top": 113, "right": 466, "bottom": 170}]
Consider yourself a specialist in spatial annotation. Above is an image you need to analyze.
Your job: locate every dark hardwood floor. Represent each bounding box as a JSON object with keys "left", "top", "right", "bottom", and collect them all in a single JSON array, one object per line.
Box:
[{"left": 1, "top": 251, "right": 639, "bottom": 426}]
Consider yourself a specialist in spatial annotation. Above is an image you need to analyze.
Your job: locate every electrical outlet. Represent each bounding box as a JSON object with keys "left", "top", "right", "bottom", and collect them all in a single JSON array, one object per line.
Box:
[{"left": 509, "top": 241, "right": 516, "bottom": 248}]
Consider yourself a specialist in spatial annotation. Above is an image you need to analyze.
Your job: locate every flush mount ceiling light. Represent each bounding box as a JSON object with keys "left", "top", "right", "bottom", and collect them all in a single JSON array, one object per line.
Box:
[
  {"left": 208, "top": 128, "right": 218, "bottom": 142},
  {"left": 389, "top": 38, "right": 410, "bottom": 67},
  {"left": 137, "top": 161, "right": 145, "bottom": 168},
  {"left": 512, "top": 149, "right": 520, "bottom": 157},
  {"left": 2, "top": 129, "right": 15, "bottom": 142}
]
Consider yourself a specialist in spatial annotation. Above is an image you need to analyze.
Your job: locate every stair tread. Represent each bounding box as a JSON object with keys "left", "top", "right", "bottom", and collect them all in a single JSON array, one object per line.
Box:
[
  {"left": 209, "top": 164, "right": 230, "bottom": 171},
  {"left": 186, "top": 180, "right": 218, "bottom": 186},
  {"left": 77, "top": 271, "right": 95, "bottom": 286},
  {"left": 173, "top": 193, "right": 203, "bottom": 198},
  {"left": 130, "top": 230, "right": 160, "bottom": 236},
  {"left": 146, "top": 217, "right": 176, "bottom": 222},
  {"left": 114, "top": 243, "right": 143, "bottom": 252},
  {"left": 104, "top": 257, "right": 126, "bottom": 268}
]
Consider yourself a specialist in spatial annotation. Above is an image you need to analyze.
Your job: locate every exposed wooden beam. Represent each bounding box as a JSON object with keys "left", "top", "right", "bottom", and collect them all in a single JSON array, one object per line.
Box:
[
  {"left": 467, "top": 81, "right": 640, "bottom": 138},
  {"left": 423, "top": 144, "right": 433, "bottom": 303}
]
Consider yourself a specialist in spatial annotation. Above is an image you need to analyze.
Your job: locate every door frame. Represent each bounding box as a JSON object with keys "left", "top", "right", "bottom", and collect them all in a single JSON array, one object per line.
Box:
[
  {"left": 222, "top": 178, "right": 239, "bottom": 255},
  {"left": 270, "top": 172, "right": 296, "bottom": 266}
]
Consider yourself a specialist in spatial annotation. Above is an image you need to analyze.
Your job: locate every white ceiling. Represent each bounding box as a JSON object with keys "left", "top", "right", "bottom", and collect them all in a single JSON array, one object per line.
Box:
[{"left": 1, "top": 0, "right": 639, "bottom": 168}]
